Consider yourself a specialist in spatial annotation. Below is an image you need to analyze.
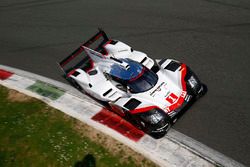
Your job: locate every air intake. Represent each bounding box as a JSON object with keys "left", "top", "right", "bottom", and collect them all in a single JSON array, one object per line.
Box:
[
  {"left": 124, "top": 98, "right": 141, "bottom": 110},
  {"left": 165, "top": 61, "right": 181, "bottom": 72},
  {"left": 103, "top": 88, "right": 112, "bottom": 96}
]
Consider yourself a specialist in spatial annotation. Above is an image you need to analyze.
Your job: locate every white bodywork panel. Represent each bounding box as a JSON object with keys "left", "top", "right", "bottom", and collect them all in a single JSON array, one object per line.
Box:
[
  {"left": 68, "top": 41, "right": 186, "bottom": 115},
  {"left": 104, "top": 41, "right": 154, "bottom": 69},
  {"left": 67, "top": 42, "right": 186, "bottom": 115}
]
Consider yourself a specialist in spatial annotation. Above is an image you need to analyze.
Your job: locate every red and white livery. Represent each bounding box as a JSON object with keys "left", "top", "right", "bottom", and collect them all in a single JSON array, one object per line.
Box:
[{"left": 58, "top": 30, "right": 206, "bottom": 138}]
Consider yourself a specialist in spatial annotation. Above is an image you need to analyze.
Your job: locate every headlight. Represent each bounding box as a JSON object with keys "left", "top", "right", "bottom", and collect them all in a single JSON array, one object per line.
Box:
[{"left": 188, "top": 75, "right": 198, "bottom": 88}]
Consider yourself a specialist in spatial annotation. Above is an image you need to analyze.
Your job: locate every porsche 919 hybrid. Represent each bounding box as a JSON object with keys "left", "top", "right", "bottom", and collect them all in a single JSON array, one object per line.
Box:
[{"left": 58, "top": 30, "right": 206, "bottom": 138}]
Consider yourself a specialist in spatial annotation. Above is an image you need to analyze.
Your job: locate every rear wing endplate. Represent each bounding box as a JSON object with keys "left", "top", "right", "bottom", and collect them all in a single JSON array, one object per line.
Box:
[{"left": 58, "top": 29, "right": 110, "bottom": 76}]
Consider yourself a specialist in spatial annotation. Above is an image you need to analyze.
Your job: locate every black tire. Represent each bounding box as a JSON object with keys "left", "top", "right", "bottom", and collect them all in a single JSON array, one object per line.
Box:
[
  {"left": 149, "top": 116, "right": 172, "bottom": 139},
  {"left": 149, "top": 125, "right": 170, "bottom": 139}
]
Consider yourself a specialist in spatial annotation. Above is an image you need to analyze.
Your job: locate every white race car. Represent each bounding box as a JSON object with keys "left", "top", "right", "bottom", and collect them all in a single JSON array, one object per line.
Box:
[{"left": 59, "top": 30, "right": 206, "bottom": 138}]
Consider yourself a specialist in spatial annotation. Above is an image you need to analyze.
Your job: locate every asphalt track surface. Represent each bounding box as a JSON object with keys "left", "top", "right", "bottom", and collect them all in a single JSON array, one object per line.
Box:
[{"left": 1, "top": 0, "right": 250, "bottom": 166}]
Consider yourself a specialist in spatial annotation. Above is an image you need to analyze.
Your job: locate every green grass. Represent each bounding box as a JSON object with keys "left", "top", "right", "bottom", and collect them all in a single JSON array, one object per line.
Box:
[{"left": 0, "top": 86, "right": 139, "bottom": 167}]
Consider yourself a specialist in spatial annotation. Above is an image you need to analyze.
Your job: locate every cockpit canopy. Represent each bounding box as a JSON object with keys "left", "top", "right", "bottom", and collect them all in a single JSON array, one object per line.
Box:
[
  {"left": 109, "top": 58, "right": 143, "bottom": 80},
  {"left": 109, "top": 59, "right": 158, "bottom": 93}
]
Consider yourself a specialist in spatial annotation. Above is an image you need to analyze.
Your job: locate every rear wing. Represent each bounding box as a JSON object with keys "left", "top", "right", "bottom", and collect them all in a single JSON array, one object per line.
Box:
[{"left": 58, "top": 29, "right": 110, "bottom": 77}]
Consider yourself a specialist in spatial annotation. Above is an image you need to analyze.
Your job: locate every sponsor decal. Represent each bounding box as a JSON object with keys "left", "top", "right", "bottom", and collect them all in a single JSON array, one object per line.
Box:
[
  {"left": 180, "top": 90, "right": 187, "bottom": 98},
  {"left": 150, "top": 82, "right": 165, "bottom": 97},
  {"left": 165, "top": 92, "right": 186, "bottom": 112},
  {"left": 166, "top": 93, "right": 178, "bottom": 104}
]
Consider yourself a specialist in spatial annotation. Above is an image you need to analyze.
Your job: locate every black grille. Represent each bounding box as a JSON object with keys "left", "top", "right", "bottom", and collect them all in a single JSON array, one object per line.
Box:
[
  {"left": 124, "top": 98, "right": 141, "bottom": 110},
  {"left": 164, "top": 61, "right": 180, "bottom": 72},
  {"left": 103, "top": 88, "right": 112, "bottom": 96}
]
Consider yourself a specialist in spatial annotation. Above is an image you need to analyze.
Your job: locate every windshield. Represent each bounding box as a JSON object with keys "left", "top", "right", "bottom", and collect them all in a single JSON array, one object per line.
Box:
[{"left": 127, "top": 68, "right": 158, "bottom": 93}]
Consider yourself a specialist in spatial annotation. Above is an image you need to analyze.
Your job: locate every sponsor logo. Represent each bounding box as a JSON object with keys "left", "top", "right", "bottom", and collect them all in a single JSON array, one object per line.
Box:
[
  {"left": 180, "top": 91, "right": 186, "bottom": 98},
  {"left": 166, "top": 93, "right": 178, "bottom": 104},
  {"left": 150, "top": 82, "right": 165, "bottom": 97}
]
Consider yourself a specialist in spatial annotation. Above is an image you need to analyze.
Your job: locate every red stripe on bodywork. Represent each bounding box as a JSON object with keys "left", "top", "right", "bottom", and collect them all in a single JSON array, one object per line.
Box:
[
  {"left": 66, "top": 69, "right": 77, "bottom": 77},
  {"left": 92, "top": 108, "right": 144, "bottom": 142},
  {"left": 180, "top": 64, "right": 187, "bottom": 91},
  {"left": 103, "top": 40, "right": 112, "bottom": 47},
  {"left": 85, "top": 58, "right": 94, "bottom": 73},
  {"left": 67, "top": 48, "right": 95, "bottom": 77},
  {"left": 166, "top": 64, "right": 187, "bottom": 112},
  {"left": 101, "top": 40, "right": 112, "bottom": 56},
  {"left": 0, "top": 69, "right": 13, "bottom": 80},
  {"left": 129, "top": 106, "right": 159, "bottom": 114}
]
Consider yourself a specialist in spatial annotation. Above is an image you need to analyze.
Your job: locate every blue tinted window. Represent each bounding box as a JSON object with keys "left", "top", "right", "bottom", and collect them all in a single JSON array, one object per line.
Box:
[{"left": 128, "top": 68, "right": 158, "bottom": 93}]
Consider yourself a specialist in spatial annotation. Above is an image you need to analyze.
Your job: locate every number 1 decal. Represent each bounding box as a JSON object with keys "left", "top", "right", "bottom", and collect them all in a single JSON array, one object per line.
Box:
[{"left": 166, "top": 93, "right": 178, "bottom": 104}]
